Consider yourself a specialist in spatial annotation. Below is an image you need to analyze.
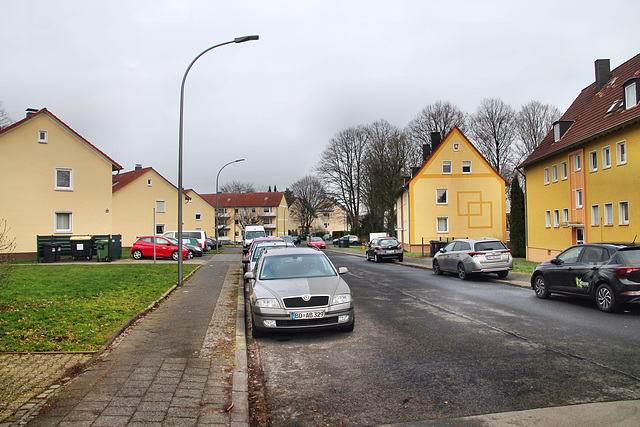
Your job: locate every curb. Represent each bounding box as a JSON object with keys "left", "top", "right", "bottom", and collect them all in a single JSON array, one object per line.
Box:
[{"left": 231, "top": 268, "right": 249, "bottom": 426}]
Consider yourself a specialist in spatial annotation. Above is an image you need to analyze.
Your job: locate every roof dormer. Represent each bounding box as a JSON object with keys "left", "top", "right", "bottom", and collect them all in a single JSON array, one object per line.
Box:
[
  {"left": 623, "top": 78, "right": 639, "bottom": 110},
  {"left": 552, "top": 120, "right": 573, "bottom": 142}
]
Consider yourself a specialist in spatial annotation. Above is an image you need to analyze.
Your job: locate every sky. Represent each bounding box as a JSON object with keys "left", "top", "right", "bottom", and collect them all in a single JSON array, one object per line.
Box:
[{"left": 2, "top": 0, "right": 639, "bottom": 194}]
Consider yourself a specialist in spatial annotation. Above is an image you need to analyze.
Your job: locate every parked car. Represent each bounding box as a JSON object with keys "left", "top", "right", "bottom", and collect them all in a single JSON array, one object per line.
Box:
[
  {"left": 323, "top": 234, "right": 331, "bottom": 241},
  {"left": 163, "top": 230, "right": 207, "bottom": 252},
  {"left": 292, "top": 235, "right": 301, "bottom": 244},
  {"left": 333, "top": 235, "right": 361, "bottom": 245},
  {"left": 531, "top": 243, "right": 640, "bottom": 312},
  {"left": 243, "top": 237, "right": 287, "bottom": 272},
  {"left": 432, "top": 238, "right": 513, "bottom": 280},
  {"left": 307, "top": 236, "right": 326, "bottom": 249},
  {"left": 206, "top": 237, "right": 221, "bottom": 250},
  {"left": 280, "top": 235, "right": 295, "bottom": 246},
  {"left": 366, "top": 237, "right": 403, "bottom": 263},
  {"left": 244, "top": 247, "right": 355, "bottom": 337},
  {"left": 242, "top": 240, "right": 288, "bottom": 276},
  {"left": 181, "top": 237, "right": 203, "bottom": 258},
  {"left": 131, "top": 236, "right": 188, "bottom": 260}
]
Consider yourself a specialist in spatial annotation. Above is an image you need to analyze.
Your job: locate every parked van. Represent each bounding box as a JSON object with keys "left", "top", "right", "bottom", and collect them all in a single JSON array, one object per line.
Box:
[
  {"left": 163, "top": 230, "right": 208, "bottom": 251},
  {"left": 242, "top": 225, "right": 266, "bottom": 252}
]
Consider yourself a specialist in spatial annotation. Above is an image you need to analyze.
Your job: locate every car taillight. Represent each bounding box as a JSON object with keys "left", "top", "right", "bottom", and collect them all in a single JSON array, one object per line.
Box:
[
  {"left": 398, "top": 244, "right": 402, "bottom": 249},
  {"left": 376, "top": 246, "right": 382, "bottom": 250},
  {"left": 501, "top": 249, "right": 511, "bottom": 254},
  {"left": 615, "top": 267, "right": 640, "bottom": 279},
  {"left": 468, "top": 252, "right": 480, "bottom": 257}
]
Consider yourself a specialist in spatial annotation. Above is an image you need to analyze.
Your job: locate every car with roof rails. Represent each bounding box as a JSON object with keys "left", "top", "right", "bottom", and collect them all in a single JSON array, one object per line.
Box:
[{"left": 432, "top": 237, "right": 513, "bottom": 280}]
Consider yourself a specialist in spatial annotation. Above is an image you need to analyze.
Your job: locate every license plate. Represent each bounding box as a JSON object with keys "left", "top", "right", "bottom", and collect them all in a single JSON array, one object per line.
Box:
[
  {"left": 292, "top": 311, "right": 325, "bottom": 320},
  {"left": 486, "top": 255, "right": 500, "bottom": 260}
]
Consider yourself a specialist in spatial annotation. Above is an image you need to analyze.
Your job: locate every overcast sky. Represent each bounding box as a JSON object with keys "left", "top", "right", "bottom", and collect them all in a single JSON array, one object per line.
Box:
[{"left": 2, "top": 0, "right": 639, "bottom": 194}]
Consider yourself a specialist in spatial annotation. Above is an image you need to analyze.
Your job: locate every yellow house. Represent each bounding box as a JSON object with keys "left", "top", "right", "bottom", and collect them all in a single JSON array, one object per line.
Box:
[
  {"left": 0, "top": 108, "right": 121, "bottom": 257},
  {"left": 520, "top": 54, "right": 640, "bottom": 262},
  {"left": 183, "top": 189, "right": 216, "bottom": 238},
  {"left": 396, "top": 127, "right": 507, "bottom": 253},
  {"left": 288, "top": 197, "right": 348, "bottom": 236}
]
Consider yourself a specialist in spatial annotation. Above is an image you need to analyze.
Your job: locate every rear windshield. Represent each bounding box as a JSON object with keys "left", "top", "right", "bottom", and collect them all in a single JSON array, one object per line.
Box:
[
  {"left": 379, "top": 238, "right": 399, "bottom": 248},
  {"left": 618, "top": 248, "right": 640, "bottom": 265},
  {"left": 246, "top": 231, "right": 266, "bottom": 240},
  {"left": 474, "top": 241, "right": 506, "bottom": 251}
]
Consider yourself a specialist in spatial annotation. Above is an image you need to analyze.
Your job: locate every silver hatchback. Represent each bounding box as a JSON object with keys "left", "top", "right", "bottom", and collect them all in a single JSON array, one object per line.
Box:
[{"left": 432, "top": 238, "right": 513, "bottom": 280}]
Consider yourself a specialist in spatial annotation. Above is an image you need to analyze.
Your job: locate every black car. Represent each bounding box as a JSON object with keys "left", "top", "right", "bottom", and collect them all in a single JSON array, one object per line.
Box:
[
  {"left": 531, "top": 243, "right": 640, "bottom": 312},
  {"left": 366, "top": 237, "right": 403, "bottom": 263}
]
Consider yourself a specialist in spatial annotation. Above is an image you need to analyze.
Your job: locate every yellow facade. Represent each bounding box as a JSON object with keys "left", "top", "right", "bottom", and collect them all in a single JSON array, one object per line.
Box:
[
  {"left": 288, "top": 198, "right": 348, "bottom": 236},
  {"left": 397, "top": 128, "right": 507, "bottom": 253},
  {"left": 214, "top": 194, "right": 289, "bottom": 242},
  {"left": 0, "top": 111, "right": 117, "bottom": 255},
  {"left": 524, "top": 126, "right": 640, "bottom": 262},
  {"left": 183, "top": 190, "right": 216, "bottom": 239}
]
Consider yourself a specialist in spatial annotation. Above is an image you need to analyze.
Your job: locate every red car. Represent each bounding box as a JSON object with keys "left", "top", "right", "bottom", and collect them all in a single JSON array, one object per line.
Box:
[
  {"left": 131, "top": 236, "right": 188, "bottom": 260},
  {"left": 307, "top": 236, "right": 326, "bottom": 249}
]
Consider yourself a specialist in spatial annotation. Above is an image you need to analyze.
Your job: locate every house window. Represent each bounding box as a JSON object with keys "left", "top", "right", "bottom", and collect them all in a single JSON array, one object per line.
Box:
[
  {"left": 616, "top": 141, "right": 627, "bottom": 165},
  {"left": 195, "top": 212, "right": 201, "bottom": 221},
  {"left": 436, "top": 217, "right": 449, "bottom": 233},
  {"left": 552, "top": 164, "right": 558, "bottom": 182},
  {"left": 544, "top": 168, "right": 550, "bottom": 185},
  {"left": 54, "top": 211, "right": 72, "bottom": 233},
  {"left": 462, "top": 160, "right": 472, "bottom": 174},
  {"left": 562, "top": 208, "right": 569, "bottom": 223},
  {"left": 561, "top": 161, "right": 568, "bottom": 180},
  {"left": 442, "top": 160, "right": 452, "bottom": 174},
  {"left": 235, "top": 209, "right": 239, "bottom": 214},
  {"left": 156, "top": 200, "right": 165, "bottom": 213},
  {"left": 55, "top": 168, "right": 73, "bottom": 191},
  {"left": 589, "top": 151, "right": 598, "bottom": 172},
  {"left": 591, "top": 205, "right": 600, "bottom": 226},
  {"left": 436, "top": 188, "right": 448, "bottom": 204},
  {"left": 453, "top": 143, "right": 460, "bottom": 151},
  {"left": 625, "top": 81, "right": 637, "bottom": 109},
  {"left": 553, "top": 210, "right": 560, "bottom": 228},
  {"left": 574, "top": 153, "right": 581, "bottom": 171},
  {"left": 619, "top": 201, "right": 629, "bottom": 225},
  {"left": 602, "top": 146, "right": 611, "bottom": 169},
  {"left": 156, "top": 224, "right": 165, "bottom": 234},
  {"left": 251, "top": 208, "right": 256, "bottom": 213},
  {"left": 264, "top": 207, "right": 271, "bottom": 212},
  {"left": 575, "top": 189, "right": 583, "bottom": 208},
  {"left": 38, "top": 130, "right": 48, "bottom": 143},
  {"left": 604, "top": 203, "right": 613, "bottom": 226},
  {"left": 147, "top": 179, "right": 152, "bottom": 186},
  {"left": 235, "top": 219, "right": 239, "bottom": 225},
  {"left": 553, "top": 123, "right": 560, "bottom": 142},
  {"left": 545, "top": 211, "right": 551, "bottom": 228}
]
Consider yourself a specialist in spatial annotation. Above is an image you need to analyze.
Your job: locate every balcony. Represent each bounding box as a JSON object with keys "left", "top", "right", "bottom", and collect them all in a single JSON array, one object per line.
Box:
[
  {"left": 258, "top": 211, "right": 276, "bottom": 217},
  {"left": 263, "top": 223, "right": 277, "bottom": 229},
  {"left": 216, "top": 212, "right": 231, "bottom": 218}
]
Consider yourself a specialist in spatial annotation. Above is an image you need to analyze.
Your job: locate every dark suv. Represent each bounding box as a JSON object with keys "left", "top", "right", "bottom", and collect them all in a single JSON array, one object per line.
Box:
[{"left": 531, "top": 243, "right": 640, "bottom": 312}]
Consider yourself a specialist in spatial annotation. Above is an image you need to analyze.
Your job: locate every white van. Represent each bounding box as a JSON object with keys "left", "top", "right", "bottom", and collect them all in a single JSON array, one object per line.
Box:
[
  {"left": 242, "top": 225, "right": 266, "bottom": 252},
  {"left": 163, "top": 230, "right": 208, "bottom": 251}
]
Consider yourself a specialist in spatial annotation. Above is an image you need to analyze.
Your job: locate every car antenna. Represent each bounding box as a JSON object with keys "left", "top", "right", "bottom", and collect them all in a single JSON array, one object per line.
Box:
[{"left": 633, "top": 235, "right": 637, "bottom": 245}]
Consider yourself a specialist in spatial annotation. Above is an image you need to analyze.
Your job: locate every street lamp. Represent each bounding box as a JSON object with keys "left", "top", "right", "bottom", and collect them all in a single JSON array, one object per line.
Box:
[
  {"left": 215, "top": 158, "right": 245, "bottom": 254},
  {"left": 177, "top": 35, "right": 258, "bottom": 286}
]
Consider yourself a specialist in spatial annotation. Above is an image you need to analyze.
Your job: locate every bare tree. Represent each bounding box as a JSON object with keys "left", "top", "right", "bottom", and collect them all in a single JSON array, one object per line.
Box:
[
  {"left": 220, "top": 180, "right": 256, "bottom": 193},
  {"left": 516, "top": 100, "right": 561, "bottom": 160},
  {"left": 316, "top": 125, "right": 369, "bottom": 232},
  {"left": 469, "top": 98, "right": 517, "bottom": 175},
  {"left": 0, "top": 102, "right": 13, "bottom": 130},
  {"left": 0, "top": 219, "right": 16, "bottom": 289},
  {"left": 290, "top": 176, "right": 326, "bottom": 235}
]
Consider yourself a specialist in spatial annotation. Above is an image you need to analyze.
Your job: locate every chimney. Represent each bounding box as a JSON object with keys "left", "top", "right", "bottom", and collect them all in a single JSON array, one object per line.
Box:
[
  {"left": 422, "top": 144, "right": 430, "bottom": 162},
  {"left": 411, "top": 166, "right": 420, "bottom": 177},
  {"left": 25, "top": 108, "right": 38, "bottom": 118},
  {"left": 135, "top": 164, "right": 142, "bottom": 170},
  {"left": 430, "top": 131, "right": 441, "bottom": 154},
  {"left": 595, "top": 59, "right": 611, "bottom": 92}
]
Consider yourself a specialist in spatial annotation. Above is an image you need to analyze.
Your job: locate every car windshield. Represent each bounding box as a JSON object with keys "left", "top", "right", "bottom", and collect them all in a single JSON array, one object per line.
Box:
[
  {"left": 475, "top": 241, "right": 506, "bottom": 251},
  {"left": 379, "top": 238, "right": 399, "bottom": 248},
  {"left": 311, "top": 237, "right": 322, "bottom": 242},
  {"left": 259, "top": 254, "right": 336, "bottom": 280},
  {"left": 251, "top": 244, "right": 286, "bottom": 261},
  {"left": 618, "top": 248, "right": 640, "bottom": 265},
  {"left": 246, "top": 231, "right": 266, "bottom": 240},
  {"left": 165, "top": 237, "right": 179, "bottom": 244}
]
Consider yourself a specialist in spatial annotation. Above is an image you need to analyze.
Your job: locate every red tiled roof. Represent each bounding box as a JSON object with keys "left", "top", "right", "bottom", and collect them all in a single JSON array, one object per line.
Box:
[
  {"left": 0, "top": 108, "right": 122, "bottom": 171},
  {"left": 200, "top": 192, "right": 285, "bottom": 208},
  {"left": 521, "top": 53, "right": 640, "bottom": 168},
  {"left": 112, "top": 167, "right": 186, "bottom": 198}
]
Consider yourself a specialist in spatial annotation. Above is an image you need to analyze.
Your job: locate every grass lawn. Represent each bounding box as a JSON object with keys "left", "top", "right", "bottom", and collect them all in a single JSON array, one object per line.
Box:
[{"left": 0, "top": 264, "right": 197, "bottom": 353}]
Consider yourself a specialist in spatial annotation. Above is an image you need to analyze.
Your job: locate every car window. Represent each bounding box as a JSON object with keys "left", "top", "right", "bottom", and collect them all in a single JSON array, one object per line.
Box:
[
  {"left": 475, "top": 241, "right": 506, "bottom": 251},
  {"left": 140, "top": 237, "right": 153, "bottom": 243},
  {"left": 453, "top": 241, "right": 471, "bottom": 251},
  {"left": 580, "top": 246, "right": 609, "bottom": 264},
  {"left": 259, "top": 254, "right": 336, "bottom": 280},
  {"left": 252, "top": 243, "right": 286, "bottom": 261},
  {"left": 557, "top": 246, "right": 583, "bottom": 264},
  {"left": 379, "top": 238, "right": 399, "bottom": 248},
  {"left": 443, "top": 242, "right": 456, "bottom": 252},
  {"left": 617, "top": 248, "right": 640, "bottom": 264}
]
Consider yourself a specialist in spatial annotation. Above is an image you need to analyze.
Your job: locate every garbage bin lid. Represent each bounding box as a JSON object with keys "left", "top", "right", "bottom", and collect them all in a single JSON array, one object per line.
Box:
[{"left": 70, "top": 235, "right": 92, "bottom": 240}]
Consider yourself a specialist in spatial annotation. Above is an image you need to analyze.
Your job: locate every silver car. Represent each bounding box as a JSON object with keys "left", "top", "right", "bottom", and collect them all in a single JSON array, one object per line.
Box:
[
  {"left": 244, "top": 247, "right": 355, "bottom": 338},
  {"left": 242, "top": 240, "right": 288, "bottom": 275},
  {"left": 432, "top": 238, "right": 513, "bottom": 280}
]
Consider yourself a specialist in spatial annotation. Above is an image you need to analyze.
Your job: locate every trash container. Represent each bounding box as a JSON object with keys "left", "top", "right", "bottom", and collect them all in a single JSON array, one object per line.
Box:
[
  {"left": 42, "top": 243, "right": 59, "bottom": 263},
  {"left": 70, "top": 235, "right": 93, "bottom": 260},
  {"left": 339, "top": 237, "right": 350, "bottom": 248},
  {"left": 54, "top": 243, "right": 61, "bottom": 261},
  {"left": 95, "top": 240, "right": 110, "bottom": 262},
  {"left": 430, "top": 240, "right": 438, "bottom": 257}
]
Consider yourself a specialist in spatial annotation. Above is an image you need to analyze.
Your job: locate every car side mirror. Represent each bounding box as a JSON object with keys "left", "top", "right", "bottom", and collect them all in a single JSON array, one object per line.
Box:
[
  {"left": 550, "top": 258, "right": 559, "bottom": 265},
  {"left": 439, "top": 248, "right": 445, "bottom": 253},
  {"left": 244, "top": 271, "right": 255, "bottom": 280},
  {"left": 338, "top": 267, "right": 348, "bottom": 275}
]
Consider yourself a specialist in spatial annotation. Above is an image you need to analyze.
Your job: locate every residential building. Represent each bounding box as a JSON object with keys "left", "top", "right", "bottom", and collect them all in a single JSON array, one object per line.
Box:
[
  {"left": 288, "top": 197, "right": 349, "bottom": 236},
  {"left": 200, "top": 192, "right": 289, "bottom": 242},
  {"left": 520, "top": 54, "right": 640, "bottom": 262},
  {"left": 396, "top": 127, "right": 507, "bottom": 253},
  {"left": 0, "top": 108, "right": 121, "bottom": 257}
]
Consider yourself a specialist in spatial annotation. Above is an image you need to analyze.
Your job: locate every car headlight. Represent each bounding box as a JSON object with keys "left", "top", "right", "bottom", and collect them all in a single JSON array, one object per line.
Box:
[
  {"left": 255, "top": 298, "right": 280, "bottom": 308},
  {"left": 332, "top": 294, "right": 352, "bottom": 304}
]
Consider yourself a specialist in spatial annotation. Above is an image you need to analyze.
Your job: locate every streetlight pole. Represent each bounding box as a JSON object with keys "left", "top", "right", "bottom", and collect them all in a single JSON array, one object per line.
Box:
[
  {"left": 177, "top": 35, "right": 258, "bottom": 286},
  {"left": 215, "top": 158, "right": 245, "bottom": 254}
]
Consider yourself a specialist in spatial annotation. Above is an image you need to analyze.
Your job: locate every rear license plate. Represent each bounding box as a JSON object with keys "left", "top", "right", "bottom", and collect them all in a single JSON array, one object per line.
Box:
[
  {"left": 292, "top": 311, "right": 325, "bottom": 320},
  {"left": 486, "top": 255, "right": 500, "bottom": 260}
]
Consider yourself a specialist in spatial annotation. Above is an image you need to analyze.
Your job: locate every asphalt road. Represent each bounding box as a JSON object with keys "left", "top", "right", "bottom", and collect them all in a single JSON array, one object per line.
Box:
[{"left": 254, "top": 251, "right": 640, "bottom": 426}]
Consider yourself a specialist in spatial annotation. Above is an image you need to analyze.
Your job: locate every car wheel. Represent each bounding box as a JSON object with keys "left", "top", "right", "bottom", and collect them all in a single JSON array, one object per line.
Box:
[
  {"left": 533, "top": 274, "right": 550, "bottom": 299},
  {"left": 596, "top": 283, "right": 618, "bottom": 313},
  {"left": 340, "top": 313, "right": 355, "bottom": 333},
  {"left": 187, "top": 250, "right": 194, "bottom": 259},
  {"left": 433, "top": 259, "right": 442, "bottom": 275},
  {"left": 457, "top": 263, "right": 468, "bottom": 280},
  {"left": 374, "top": 253, "right": 380, "bottom": 263},
  {"left": 497, "top": 270, "right": 509, "bottom": 278},
  {"left": 171, "top": 251, "right": 179, "bottom": 261},
  {"left": 398, "top": 255, "right": 404, "bottom": 262},
  {"left": 251, "top": 313, "right": 264, "bottom": 338},
  {"left": 132, "top": 249, "right": 143, "bottom": 260}
]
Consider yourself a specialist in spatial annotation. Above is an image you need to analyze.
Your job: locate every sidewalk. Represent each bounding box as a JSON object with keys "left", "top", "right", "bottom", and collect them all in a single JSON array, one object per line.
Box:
[{"left": 0, "top": 247, "right": 249, "bottom": 426}]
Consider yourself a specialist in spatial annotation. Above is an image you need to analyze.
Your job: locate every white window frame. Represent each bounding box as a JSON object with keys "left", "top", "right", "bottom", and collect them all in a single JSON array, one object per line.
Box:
[
  {"left": 38, "top": 130, "right": 48, "bottom": 143},
  {"left": 553, "top": 209, "right": 560, "bottom": 228},
  {"left": 54, "top": 211, "right": 72, "bottom": 233},
  {"left": 561, "top": 161, "right": 568, "bottom": 180},
  {"left": 602, "top": 146, "right": 611, "bottom": 169},
  {"left": 156, "top": 200, "right": 166, "bottom": 213},
  {"left": 575, "top": 189, "right": 583, "bottom": 209},
  {"left": 545, "top": 211, "right": 551, "bottom": 228},
  {"left": 625, "top": 82, "right": 637, "bottom": 109},
  {"left": 195, "top": 212, "right": 202, "bottom": 221},
  {"left": 453, "top": 143, "right": 460, "bottom": 151},
  {"left": 591, "top": 205, "right": 600, "bottom": 226},
  {"left": 574, "top": 153, "right": 582, "bottom": 171},
  {"left": 562, "top": 208, "right": 569, "bottom": 224},
  {"left": 553, "top": 123, "right": 560, "bottom": 142},
  {"left": 616, "top": 141, "right": 627, "bottom": 165},
  {"left": 156, "top": 223, "right": 165, "bottom": 235},
  {"left": 552, "top": 164, "right": 558, "bottom": 182},
  {"left": 442, "top": 160, "right": 452, "bottom": 175},
  {"left": 604, "top": 203, "right": 614, "bottom": 226},
  {"left": 619, "top": 201, "right": 629, "bottom": 225},
  {"left": 55, "top": 168, "right": 73, "bottom": 191},
  {"left": 462, "top": 160, "right": 472, "bottom": 174},
  {"left": 544, "top": 168, "right": 550, "bottom": 185},
  {"left": 589, "top": 150, "right": 598, "bottom": 172},
  {"left": 436, "top": 188, "right": 448, "bottom": 205},
  {"left": 147, "top": 179, "right": 153, "bottom": 186},
  {"left": 436, "top": 217, "right": 449, "bottom": 233}
]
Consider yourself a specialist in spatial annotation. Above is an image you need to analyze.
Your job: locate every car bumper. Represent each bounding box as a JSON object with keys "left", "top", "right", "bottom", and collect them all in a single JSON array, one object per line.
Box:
[
  {"left": 252, "top": 306, "right": 354, "bottom": 331},
  {"left": 374, "top": 249, "right": 402, "bottom": 258}
]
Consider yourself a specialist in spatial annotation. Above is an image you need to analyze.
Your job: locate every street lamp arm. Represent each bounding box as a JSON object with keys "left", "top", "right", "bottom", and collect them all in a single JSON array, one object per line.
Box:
[{"left": 215, "top": 158, "right": 246, "bottom": 253}]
